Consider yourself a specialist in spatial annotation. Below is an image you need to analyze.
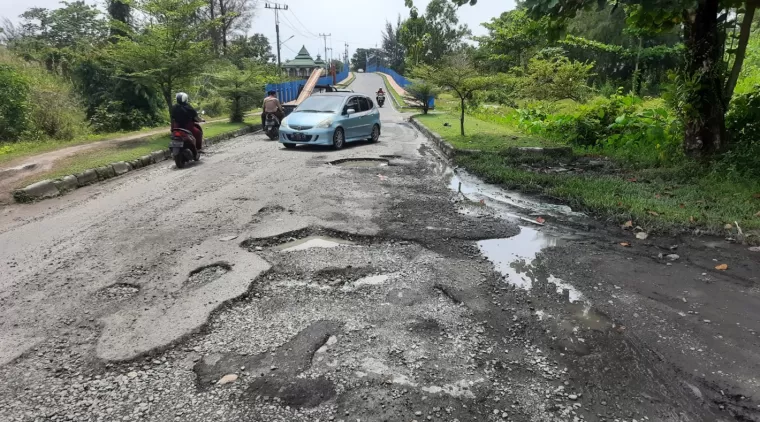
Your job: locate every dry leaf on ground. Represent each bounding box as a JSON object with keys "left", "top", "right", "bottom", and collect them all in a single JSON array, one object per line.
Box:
[
  {"left": 620, "top": 242, "right": 631, "bottom": 247},
  {"left": 622, "top": 220, "right": 633, "bottom": 228},
  {"left": 648, "top": 211, "right": 659, "bottom": 216},
  {"left": 635, "top": 232, "right": 649, "bottom": 240},
  {"left": 715, "top": 264, "right": 728, "bottom": 270},
  {"left": 536, "top": 217, "right": 546, "bottom": 224}
]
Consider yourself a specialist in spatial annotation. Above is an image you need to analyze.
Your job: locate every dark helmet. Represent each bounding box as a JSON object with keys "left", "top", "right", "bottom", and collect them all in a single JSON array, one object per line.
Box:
[{"left": 267, "top": 90, "right": 277, "bottom": 96}]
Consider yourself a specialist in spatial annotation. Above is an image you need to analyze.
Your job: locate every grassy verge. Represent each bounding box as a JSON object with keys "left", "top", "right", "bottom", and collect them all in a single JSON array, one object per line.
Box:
[
  {"left": 415, "top": 113, "right": 760, "bottom": 233},
  {"left": 16, "top": 121, "right": 251, "bottom": 187},
  {"left": 0, "top": 127, "right": 161, "bottom": 165},
  {"left": 415, "top": 113, "right": 559, "bottom": 151}
]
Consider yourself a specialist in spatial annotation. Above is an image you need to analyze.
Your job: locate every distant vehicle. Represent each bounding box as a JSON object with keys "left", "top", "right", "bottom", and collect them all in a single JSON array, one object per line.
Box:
[
  {"left": 358, "top": 69, "right": 364, "bottom": 73},
  {"left": 279, "top": 92, "right": 381, "bottom": 149}
]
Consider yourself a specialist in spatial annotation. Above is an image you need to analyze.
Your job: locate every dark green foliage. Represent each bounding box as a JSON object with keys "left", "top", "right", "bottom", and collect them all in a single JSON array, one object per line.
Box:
[
  {"left": 0, "top": 65, "right": 31, "bottom": 141},
  {"left": 721, "top": 87, "right": 760, "bottom": 178}
]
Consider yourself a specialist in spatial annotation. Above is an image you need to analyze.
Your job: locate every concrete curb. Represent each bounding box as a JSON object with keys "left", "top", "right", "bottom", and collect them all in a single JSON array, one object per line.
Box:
[
  {"left": 13, "top": 124, "right": 261, "bottom": 203},
  {"left": 409, "top": 117, "right": 481, "bottom": 162}
]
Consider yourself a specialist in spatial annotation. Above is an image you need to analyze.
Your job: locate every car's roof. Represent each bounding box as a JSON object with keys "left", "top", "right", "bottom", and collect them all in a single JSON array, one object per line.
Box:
[{"left": 311, "top": 92, "right": 362, "bottom": 98}]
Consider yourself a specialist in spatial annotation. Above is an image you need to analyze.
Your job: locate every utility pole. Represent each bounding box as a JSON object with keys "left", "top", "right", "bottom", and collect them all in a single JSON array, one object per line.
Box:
[
  {"left": 344, "top": 43, "right": 349, "bottom": 69},
  {"left": 319, "top": 33, "right": 331, "bottom": 70},
  {"left": 265, "top": 2, "right": 288, "bottom": 72}
]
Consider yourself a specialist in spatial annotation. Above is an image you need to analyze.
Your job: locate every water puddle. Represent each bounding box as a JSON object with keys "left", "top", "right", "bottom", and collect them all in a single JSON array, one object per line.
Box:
[
  {"left": 478, "top": 227, "right": 584, "bottom": 302},
  {"left": 277, "top": 235, "right": 355, "bottom": 252},
  {"left": 449, "top": 170, "right": 587, "bottom": 222},
  {"left": 330, "top": 158, "right": 389, "bottom": 168}
]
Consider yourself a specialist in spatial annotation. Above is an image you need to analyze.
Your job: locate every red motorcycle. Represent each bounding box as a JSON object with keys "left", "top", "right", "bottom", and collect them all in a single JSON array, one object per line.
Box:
[{"left": 169, "top": 122, "right": 203, "bottom": 169}]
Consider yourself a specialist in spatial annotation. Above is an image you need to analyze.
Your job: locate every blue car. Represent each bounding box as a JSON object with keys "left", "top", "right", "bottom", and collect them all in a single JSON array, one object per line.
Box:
[{"left": 279, "top": 92, "right": 381, "bottom": 149}]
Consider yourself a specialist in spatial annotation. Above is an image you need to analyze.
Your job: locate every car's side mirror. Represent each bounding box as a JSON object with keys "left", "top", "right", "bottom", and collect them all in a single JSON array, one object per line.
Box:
[{"left": 346, "top": 108, "right": 356, "bottom": 115}]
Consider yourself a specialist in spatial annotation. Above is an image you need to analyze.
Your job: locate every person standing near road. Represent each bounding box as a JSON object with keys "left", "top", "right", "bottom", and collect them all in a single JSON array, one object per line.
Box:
[{"left": 262, "top": 91, "right": 285, "bottom": 126}]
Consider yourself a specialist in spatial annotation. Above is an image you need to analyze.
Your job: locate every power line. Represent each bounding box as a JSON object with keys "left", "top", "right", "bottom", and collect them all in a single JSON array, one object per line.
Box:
[
  {"left": 280, "top": 13, "right": 318, "bottom": 40},
  {"left": 287, "top": 9, "right": 320, "bottom": 38}
]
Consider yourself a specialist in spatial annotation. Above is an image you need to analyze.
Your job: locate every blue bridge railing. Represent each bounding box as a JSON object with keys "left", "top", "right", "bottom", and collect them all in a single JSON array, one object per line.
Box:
[
  {"left": 265, "top": 69, "right": 349, "bottom": 104},
  {"left": 366, "top": 65, "right": 435, "bottom": 108}
]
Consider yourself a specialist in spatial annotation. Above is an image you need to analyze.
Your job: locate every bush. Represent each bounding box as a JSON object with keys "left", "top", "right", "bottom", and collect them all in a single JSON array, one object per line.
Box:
[
  {"left": 0, "top": 65, "right": 31, "bottom": 141},
  {"left": 405, "top": 80, "right": 439, "bottom": 114},
  {"left": 0, "top": 51, "right": 87, "bottom": 141},
  {"left": 197, "top": 96, "right": 228, "bottom": 118},
  {"left": 516, "top": 56, "right": 595, "bottom": 103},
  {"left": 90, "top": 100, "right": 166, "bottom": 133},
  {"left": 720, "top": 87, "right": 760, "bottom": 178}
]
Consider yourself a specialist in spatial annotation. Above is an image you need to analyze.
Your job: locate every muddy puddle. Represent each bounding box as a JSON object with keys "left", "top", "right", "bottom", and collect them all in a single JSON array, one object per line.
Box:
[
  {"left": 448, "top": 170, "right": 587, "bottom": 223},
  {"left": 330, "top": 158, "right": 389, "bottom": 168},
  {"left": 276, "top": 235, "right": 355, "bottom": 252},
  {"left": 478, "top": 227, "right": 584, "bottom": 303}
]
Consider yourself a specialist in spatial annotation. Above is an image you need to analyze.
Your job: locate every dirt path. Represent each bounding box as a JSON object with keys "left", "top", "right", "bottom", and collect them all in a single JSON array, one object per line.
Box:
[
  {"left": 0, "top": 74, "right": 754, "bottom": 422},
  {"left": 0, "top": 117, "right": 238, "bottom": 204}
]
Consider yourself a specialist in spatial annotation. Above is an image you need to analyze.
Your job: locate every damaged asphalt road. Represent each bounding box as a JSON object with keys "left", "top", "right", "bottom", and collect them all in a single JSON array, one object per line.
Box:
[{"left": 0, "top": 73, "right": 757, "bottom": 422}]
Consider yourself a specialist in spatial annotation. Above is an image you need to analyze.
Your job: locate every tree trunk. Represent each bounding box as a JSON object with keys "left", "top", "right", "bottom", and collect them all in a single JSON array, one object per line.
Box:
[
  {"left": 219, "top": 0, "right": 228, "bottom": 55},
  {"left": 460, "top": 97, "right": 466, "bottom": 136},
  {"left": 633, "top": 37, "right": 642, "bottom": 95},
  {"left": 162, "top": 84, "right": 173, "bottom": 116},
  {"left": 725, "top": 1, "right": 757, "bottom": 101},
  {"left": 209, "top": 0, "right": 218, "bottom": 55},
  {"left": 682, "top": 0, "right": 727, "bottom": 157}
]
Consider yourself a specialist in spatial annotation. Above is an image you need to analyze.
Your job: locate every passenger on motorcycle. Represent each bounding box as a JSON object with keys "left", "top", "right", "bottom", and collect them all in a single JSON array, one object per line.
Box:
[
  {"left": 261, "top": 90, "right": 285, "bottom": 127},
  {"left": 171, "top": 92, "right": 204, "bottom": 154},
  {"left": 376, "top": 88, "right": 385, "bottom": 97}
]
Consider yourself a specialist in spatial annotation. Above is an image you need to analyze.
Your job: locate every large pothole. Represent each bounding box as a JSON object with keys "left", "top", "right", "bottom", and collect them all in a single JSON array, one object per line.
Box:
[
  {"left": 187, "top": 262, "right": 231, "bottom": 285},
  {"left": 329, "top": 158, "right": 389, "bottom": 168},
  {"left": 95, "top": 283, "right": 140, "bottom": 301},
  {"left": 241, "top": 227, "right": 376, "bottom": 251}
]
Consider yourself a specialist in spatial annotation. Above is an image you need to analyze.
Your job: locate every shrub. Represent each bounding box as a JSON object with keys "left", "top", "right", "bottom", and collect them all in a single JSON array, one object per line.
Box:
[
  {"left": 720, "top": 87, "right": 760, "bottom": 178},
  {"left": 516, "top": 56, "right": 595, "bottom": 103},
  {"left": 197, "top": 96, "right": 228, "bottom": 118},
  {"left": 405, "top": 80, "right": 439, "bottom": 114},
  {"left": 0, "top": 64, "right": 31, "bottom": 141}
]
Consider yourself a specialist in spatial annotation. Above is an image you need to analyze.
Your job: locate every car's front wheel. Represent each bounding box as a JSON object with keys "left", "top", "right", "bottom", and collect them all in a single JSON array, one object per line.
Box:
[
  {"left": 368, "top": 124, "right": 380, "bottom": 143},
  {"left": 332, "top": 128, "right": 345, "bottom": 149}
]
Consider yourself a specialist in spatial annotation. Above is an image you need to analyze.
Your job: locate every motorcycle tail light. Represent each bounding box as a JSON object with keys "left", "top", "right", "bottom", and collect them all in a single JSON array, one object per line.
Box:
[{"left": 173, "top": 130, "right": 183, "bottom": 137}]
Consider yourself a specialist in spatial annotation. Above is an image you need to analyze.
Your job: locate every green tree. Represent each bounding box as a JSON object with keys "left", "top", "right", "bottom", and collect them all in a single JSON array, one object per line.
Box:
[
  {"left": 517, "top": 55, "right": 595, "bottom": 102},
  {"left": 518, "top": 0, "right": 753, "bottom": 157},
  {"left": 474, "top": 9, "right": 549, "bottom": 71},
  {"left": 0, "top": 64, "right": 31, "bottom": 141},
  {"left": 382, "top": 15, "right": 406, "bottom": 73},
  {"left": 350, "top": 48, "right": 381, "bottom": 71},
  {"left": 412, "top": 52, "right": 498, "bottom": 136},
  {"left": 400, "top": 0, "right": 471, "bottom": 66},
  {"left": 108, "top": 0, "right": 217, "bottom": 113},
  {"left": 211, "top": 65, "right": 265, "bottom": 122},
  {"left": 405, "top": 79, "right": 439, "bottom": 114},
  {"left": 227, "top": 33, "right": 274, "bottom": 68}
]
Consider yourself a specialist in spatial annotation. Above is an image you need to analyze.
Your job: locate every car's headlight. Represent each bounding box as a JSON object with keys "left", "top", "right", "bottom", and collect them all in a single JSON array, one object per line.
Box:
[
  {"left": 315, "top": 118, "right": 333, "bottom": 128},
  {"left": 280, "top": 118, "right": 289, "bottom": 128}
]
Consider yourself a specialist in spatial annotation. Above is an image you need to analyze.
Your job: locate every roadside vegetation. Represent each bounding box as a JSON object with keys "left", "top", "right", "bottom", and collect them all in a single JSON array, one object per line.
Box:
[
  {"left": 370, "top": 0, "right": 760, "bottom": 236},
  {"left": 0, "top": 0, "right": 284, "bottom": 153},
  {"left": 16, "top": 121, "right": 250, "bottom": 187}
]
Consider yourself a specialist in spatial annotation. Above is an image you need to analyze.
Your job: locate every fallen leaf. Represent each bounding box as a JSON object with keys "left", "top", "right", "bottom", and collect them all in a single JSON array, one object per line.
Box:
[
  {"left": 689, "top": 216, "right": 695, "bottom": 223},
  {"left": 620, "top": 242, "right": 631, "bottom": 247},
  {"left": 617, "top": 201, "right": 623, "bottom": 206},
  {"left": 749, "top": 246, "right": 760, "bottom": 252},
  {"left": 724, "top": 223, "right": 733, "bottom": 230},
  {"left": 628, "top": 177, "right": 638, "bottom": 182},
  {"left": 635, "top": 232, "right": 648, "bottom": 240},
  {"left": 715, "top": 263, "right": 728, "bottom": 271},
  {"left": 536, "top": 216, "right": 546, "bottom": 224},
  {"left": 622, "top": 220, "right": 633, "bottom": 228},
  {"left": 679, "top": 203, "right": 685, "bottom": 208},
  {"left": 648, "top": 211, "right": 659, "bottom": 216}
]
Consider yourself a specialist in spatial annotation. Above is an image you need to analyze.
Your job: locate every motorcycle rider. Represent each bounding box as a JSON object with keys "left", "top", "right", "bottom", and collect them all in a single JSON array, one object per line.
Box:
[
  {"left": 171, "top": 92, "right": 203, "bottom": 155},
  {"left": 262, "top": 90, "right": 285, "bottom": 127},
  {"left": 376, "top": 88, "right": 385, "bottom": 98}
]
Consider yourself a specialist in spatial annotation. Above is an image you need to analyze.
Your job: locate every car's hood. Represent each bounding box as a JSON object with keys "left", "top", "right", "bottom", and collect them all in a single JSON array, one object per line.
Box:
[{"left": 285, "top": 112, "right": 335, "bottom": 127}]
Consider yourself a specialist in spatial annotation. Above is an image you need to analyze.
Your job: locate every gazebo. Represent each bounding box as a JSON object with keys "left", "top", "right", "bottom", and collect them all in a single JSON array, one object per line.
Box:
[{"left": 282, "top": 46, "right": 326, "bottom": 78}]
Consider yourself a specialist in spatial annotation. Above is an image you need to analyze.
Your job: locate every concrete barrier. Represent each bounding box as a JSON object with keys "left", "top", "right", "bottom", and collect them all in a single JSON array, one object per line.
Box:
[
  {"left": 13, "top": 180, "right": 59, "bottom": 203},
  {"left": 409, "top": 117, "right": 462, "bottom": 161},
  {"left": 13, "top": 124, "right": 262, "bottom": 203},
  {"left": 75, "top": 169, "right": 98, "bottom": 187}
]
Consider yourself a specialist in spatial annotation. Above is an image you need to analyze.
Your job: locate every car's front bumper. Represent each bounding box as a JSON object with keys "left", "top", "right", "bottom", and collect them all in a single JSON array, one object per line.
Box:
[{"left": 279, "top": 126, "right": 334, "bottom": 146}]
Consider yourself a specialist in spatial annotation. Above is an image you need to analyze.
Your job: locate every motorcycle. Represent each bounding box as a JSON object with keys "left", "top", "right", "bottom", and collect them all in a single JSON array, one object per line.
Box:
[
  {"left": 264, "top": 113, "right": 280, "bottom": 140},
  {"left": 376, "top": 94, "right": 385, "bottom": 107},
  {"left": 169, "top": 123, "right": 202, "bottom": 169}
]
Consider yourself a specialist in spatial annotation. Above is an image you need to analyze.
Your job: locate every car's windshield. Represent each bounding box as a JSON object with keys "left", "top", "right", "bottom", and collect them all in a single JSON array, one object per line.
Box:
[{"left": 295, "top": 96, "right": 344, "bottom": 113}]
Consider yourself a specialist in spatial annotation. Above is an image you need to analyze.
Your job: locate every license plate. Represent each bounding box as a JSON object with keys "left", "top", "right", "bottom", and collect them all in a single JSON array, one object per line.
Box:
[
  {"left": 169, "top": 141, "right": 184, "bottom": 148},
  {"left": 292, "top": 133, "right": 306, "bottom": 141}
]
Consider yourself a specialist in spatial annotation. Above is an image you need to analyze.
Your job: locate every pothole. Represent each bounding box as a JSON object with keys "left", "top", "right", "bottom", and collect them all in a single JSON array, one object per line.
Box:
[
  {"left": 187, "top": 262, "right": 232, "bottom": 285},
  {"left": 241, "top": 227, "right": 373, "bottom": 251},
  {"left": 95, "top": 283, "right": 140, "bottom": 301},
  {"left": 312, "top": 266, "right": 375, "bottom": 286},
  {"left": 379, "top": 154, "right": 402, "bottom": 159},
  {"left": 277, "top": 235, "right": 355, "bottom": 252},
  {"left": 329, "top": 158, "right": 389, "bottom": 168}
]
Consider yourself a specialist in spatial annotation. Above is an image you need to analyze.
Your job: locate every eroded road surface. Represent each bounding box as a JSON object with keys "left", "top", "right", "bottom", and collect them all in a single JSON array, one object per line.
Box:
[{"left": 0, "top": 73, "right": 757, "bottom": 422}]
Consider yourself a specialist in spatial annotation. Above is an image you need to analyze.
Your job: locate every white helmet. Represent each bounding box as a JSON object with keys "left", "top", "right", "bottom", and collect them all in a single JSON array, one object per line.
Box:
[{"left": 176, "top": 92, "right": 189, "bottom": 104}]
